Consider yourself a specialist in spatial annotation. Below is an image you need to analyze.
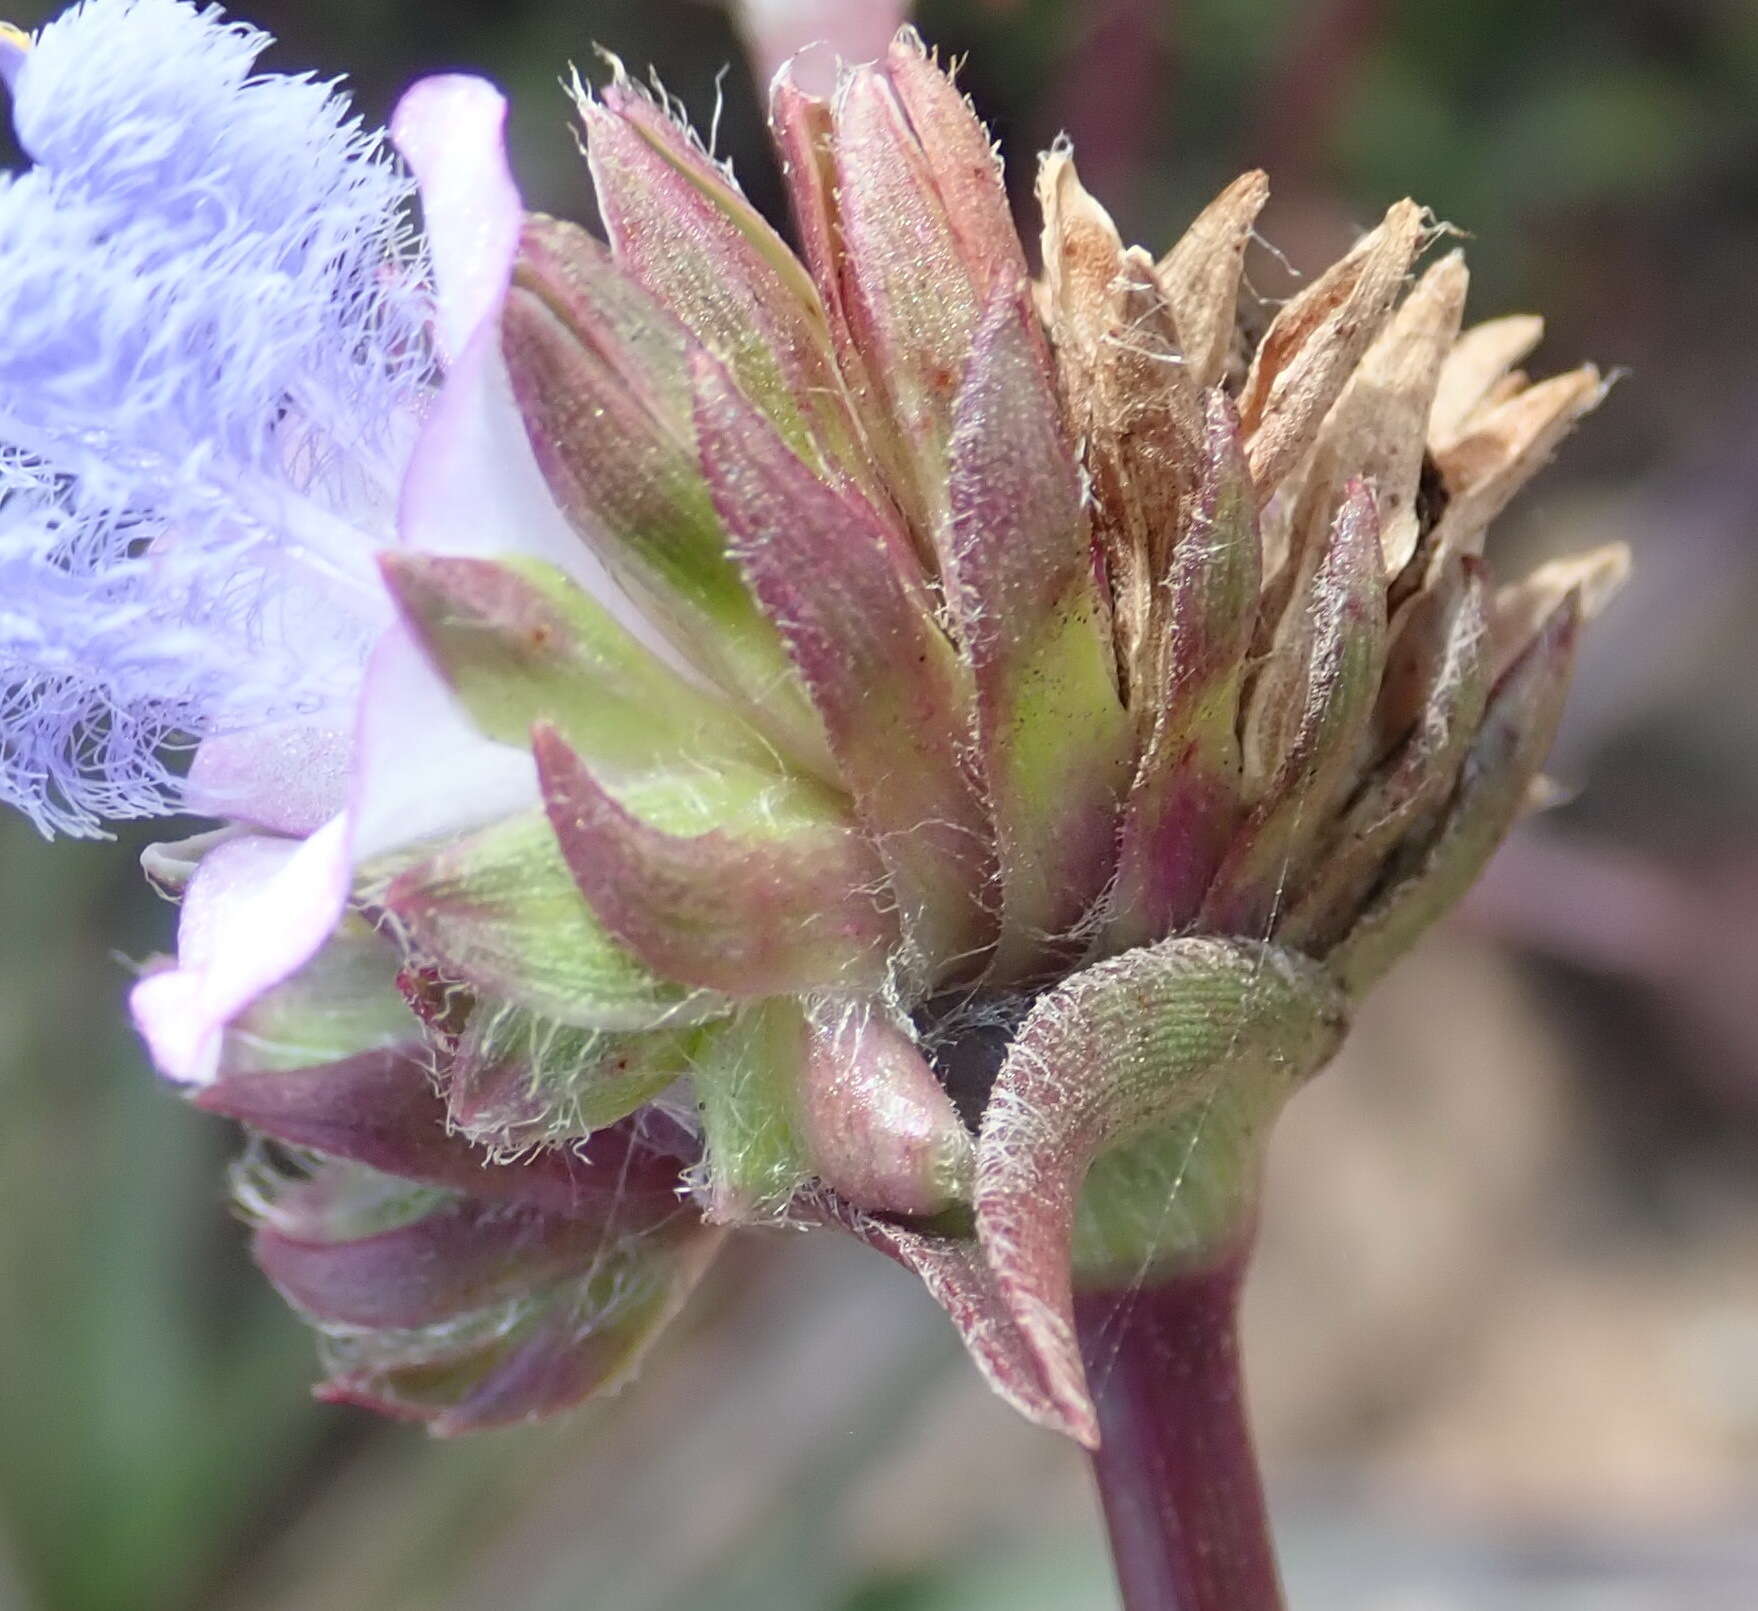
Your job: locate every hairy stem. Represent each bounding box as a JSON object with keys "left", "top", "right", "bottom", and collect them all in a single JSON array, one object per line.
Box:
[{"left": 1075, "top": 1251, "right": 1285, "bottom": 1611}]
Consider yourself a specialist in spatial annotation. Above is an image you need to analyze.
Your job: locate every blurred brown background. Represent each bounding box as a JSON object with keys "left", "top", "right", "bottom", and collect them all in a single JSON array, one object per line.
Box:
[{"left": 2, "top": 1, "right": 1756, "bottom": 1607}]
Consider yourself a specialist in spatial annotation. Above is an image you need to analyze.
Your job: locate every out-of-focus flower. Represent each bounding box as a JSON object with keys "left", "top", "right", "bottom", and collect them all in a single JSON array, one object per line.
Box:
[
  {"left": 731, "top": 0, "right": 911, "bottom": 94},
  {"left": 0, "top": 2, "right": 1620, "bottom": 1441}
]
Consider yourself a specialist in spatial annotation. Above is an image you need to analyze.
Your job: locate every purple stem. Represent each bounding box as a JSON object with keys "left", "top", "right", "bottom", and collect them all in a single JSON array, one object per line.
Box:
[{"left": 1075, "top": 1253, "right": 1284, "bottom": 1611}]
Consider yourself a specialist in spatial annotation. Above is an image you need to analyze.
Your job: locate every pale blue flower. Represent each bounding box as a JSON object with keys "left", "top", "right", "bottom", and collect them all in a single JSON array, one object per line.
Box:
[
  {"left": 0, "top": 0, "right": 429, "bottom": 836},
  {"left": 0, "top": 1, "right": 692, "bottom": 1085}
]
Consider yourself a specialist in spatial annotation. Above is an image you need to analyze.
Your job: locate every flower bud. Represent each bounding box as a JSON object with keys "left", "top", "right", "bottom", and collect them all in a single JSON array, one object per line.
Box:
[{"left": 798, "top": 999, "right": 973, "bottom": 1218}]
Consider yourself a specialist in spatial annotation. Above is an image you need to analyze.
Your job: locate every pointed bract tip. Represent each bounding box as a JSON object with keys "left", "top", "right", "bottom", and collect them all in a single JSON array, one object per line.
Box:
[{"left": 891, "top": 23, "right": 929, "bottom": 58}]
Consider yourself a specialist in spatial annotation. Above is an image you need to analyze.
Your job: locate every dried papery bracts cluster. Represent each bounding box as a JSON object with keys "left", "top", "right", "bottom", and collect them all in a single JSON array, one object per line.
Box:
[{"left": 0, "top": 4, "right": 1621, "bottom": 1443}]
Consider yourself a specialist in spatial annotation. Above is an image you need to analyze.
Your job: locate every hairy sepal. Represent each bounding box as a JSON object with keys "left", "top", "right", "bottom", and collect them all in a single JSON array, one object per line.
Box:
[
  {"left": 378, "top": 810, "right": 730, "bottom": 1031},
  {"left": 884, "top": 29, "right": 1028, "bottom": 298},
  {"left": 1205, "top": 482, "right": 1388, "bottom": 935},
  {"left": 1280, "top": 559, "right": 1490, "bottom": 950},
  {"left": 767, "top": 75, "right": 913, "bottom": 512},
  {"left": 975, "top": 939, "right": 1347, "bottom": 1445},
  {"left": 689, "top": 998, "right": 814, "bottom": 1221},
  {"left": 578, "top": 77, "right": 873, "bottom": 491},
  {"left": 217, "top": 913, "right": 419, "bottom": 1075},
  {"left": 946, "top": 282, "right": 1132, "bottom": 979},
  {"left": 499, "top": 284, "right": 727, "bottom": 610},
  {"left": 444, "top": 998, "right": 698, "bottom": 1152},
  {"left": 535, "top": 724, "right": 900, "bottom": 997},
  {"left": 379, "top": 551, "right": 774, "bottom": 781},
  {"left": 830, "top": 63, "right": 986, "bottom": 541},
  {"left": 515, "top": 215, "right": 696, "bottom": 426},
  {"left": 301, "top": 1182, "right": 724, "bottom": 1435},
  {"left": 256, "top": 1181, "right": 651, "bottom": 1331},
  {"left": 321, "top": 1230, "right": 722, "bottom": 1435},
  {"left": 1332, "top": 593, "right": 1581, "bottom": 994},
  {"left": 500, "top": 264, "right": 829, "bottom": 772},
  {"left": 1109, "top": 393, "right": 1260, "bottom": 948},
  {"left": 693, "top": 352, "right": 995, "bottom": 974},
  {"left": 198, "top": 1052, "right": 688, "bottom": 1220}
]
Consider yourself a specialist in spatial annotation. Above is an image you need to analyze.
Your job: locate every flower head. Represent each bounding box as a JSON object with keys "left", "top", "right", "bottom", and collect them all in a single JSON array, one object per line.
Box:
[{"left": 0, "top": 5, "right": 1623, "bottom": 1441}]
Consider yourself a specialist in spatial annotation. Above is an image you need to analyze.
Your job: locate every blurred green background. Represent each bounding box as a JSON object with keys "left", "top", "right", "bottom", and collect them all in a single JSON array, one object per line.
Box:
[{"left": 3, "top": 1, "right": 1758, "bottom": 1607}]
